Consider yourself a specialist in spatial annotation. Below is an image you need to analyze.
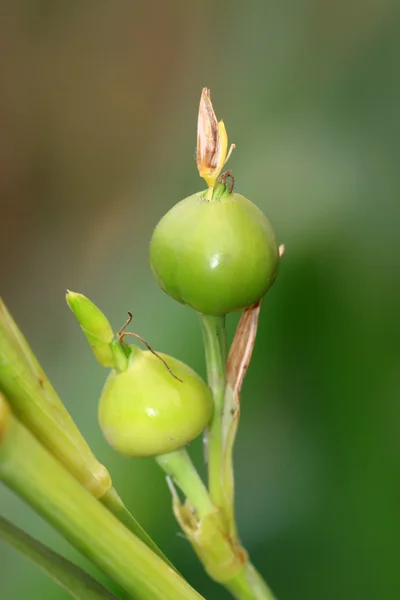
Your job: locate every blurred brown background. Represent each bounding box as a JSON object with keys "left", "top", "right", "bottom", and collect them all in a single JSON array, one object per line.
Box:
[{"left": 1, "top": 1, "right": 400, "bottom": 599}]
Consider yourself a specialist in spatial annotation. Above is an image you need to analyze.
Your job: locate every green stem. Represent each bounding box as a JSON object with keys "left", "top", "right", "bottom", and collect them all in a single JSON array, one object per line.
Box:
[
  {"left": 226, "top": 564, "right": 277, "bottom": 600},
  {"left": 198, "top": 314, "right": 227, "bottom": 509},
  {"left": 0, "top": 398, "right": 205, "bottom": 600},
  {"left": 156, "top": 448, "right": 214, "bottom": 520},
  {"left": 0, "top": 515, "right": 118, "bottom": 600},
  {"left": 198, "top": 317, "right": 278, "bottom": 600}
]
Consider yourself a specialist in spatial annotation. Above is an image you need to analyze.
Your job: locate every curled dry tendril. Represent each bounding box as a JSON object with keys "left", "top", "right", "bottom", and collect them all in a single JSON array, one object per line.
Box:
[{"left": 117, "top": 313, "right": 182, "bottom": 383}]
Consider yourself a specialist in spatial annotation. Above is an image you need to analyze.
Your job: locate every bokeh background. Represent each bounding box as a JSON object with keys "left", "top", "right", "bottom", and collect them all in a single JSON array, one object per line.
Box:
[{"left": 1, "top": 1, "right": 399, "bottom": 598}]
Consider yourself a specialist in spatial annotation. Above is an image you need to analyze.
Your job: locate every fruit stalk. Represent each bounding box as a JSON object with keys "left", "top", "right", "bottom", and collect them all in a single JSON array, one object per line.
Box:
[
  {"left": 156, "top": 448, "right": 214, "bottom": 520},
  {"left": 199, "top": 314, "right": 278, "bottom": 600},
  {"left": 149, "top": 87, "right": 280, "bottom": 599},
  {"left": 199, "top": 314, "right": 227, "bottom": 509}
]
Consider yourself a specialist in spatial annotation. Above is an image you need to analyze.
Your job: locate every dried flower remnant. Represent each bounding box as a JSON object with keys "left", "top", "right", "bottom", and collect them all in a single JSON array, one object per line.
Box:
[{"left": 197, "top": 88, "right": 235, "bottom": 195}]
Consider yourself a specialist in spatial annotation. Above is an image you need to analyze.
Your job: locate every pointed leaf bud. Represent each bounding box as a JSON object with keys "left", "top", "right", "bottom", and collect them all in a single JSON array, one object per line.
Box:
[
  {"left": 66, "top": 291, "right": 114, "bottom": 367},
  {"left": 197, "top": 88, "right": 234, "bottom": 192}
]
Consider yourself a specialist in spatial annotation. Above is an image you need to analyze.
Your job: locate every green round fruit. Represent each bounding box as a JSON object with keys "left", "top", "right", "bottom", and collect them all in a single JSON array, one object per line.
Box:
[
  {"left": 149, "top": 186, "right": 279, "bottom": 315},
  {"left": 98, "top": 348, "right": 213, "bottom": 457}
]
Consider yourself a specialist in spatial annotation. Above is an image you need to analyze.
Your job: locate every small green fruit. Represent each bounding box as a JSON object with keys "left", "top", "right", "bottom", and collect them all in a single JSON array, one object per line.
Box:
[
  {"left": 149, "top": 186, "right": 279, "bottom": 315},
  {"left": 98, "top": 348, "right": 213, "bottom": 457}
]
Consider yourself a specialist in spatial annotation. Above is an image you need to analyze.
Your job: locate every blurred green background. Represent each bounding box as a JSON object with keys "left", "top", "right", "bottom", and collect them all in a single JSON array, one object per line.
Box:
[{"left": 1, "top": 1, "right": 399, "bottom": 598}]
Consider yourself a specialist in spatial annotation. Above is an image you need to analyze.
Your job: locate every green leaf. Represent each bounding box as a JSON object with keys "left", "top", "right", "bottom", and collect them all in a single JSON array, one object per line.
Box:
[{"left": 0, "top": 515, "right": 119, "bottom": 600}]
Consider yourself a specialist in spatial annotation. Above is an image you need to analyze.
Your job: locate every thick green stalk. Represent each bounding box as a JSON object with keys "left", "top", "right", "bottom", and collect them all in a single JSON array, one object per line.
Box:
[
  {"left": 0, "top": 298, "right": 170, "bottom": 566},
  {"left": 0, "top": 297, "right": 111, "bottom": 497},
  {"left": 0, "top": 397, "right": 205, "bottom": 600},
  {"left": 156, "top": 448, "right": 214, "bottom": 520},
  {"left": 199, "top": 314, "right": 227, "bottom": 509},
  {"left": 0, "top": 515, "right": 118, "bottom": 600}
]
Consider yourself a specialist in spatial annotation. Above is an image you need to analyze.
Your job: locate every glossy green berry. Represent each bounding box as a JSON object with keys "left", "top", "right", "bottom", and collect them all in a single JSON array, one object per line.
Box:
[
  {"left": 149, "top": 185, "right": 279, "bottom": 315},
  {"left": 98, "top": 348, "right": 213, "bottom": 457}
]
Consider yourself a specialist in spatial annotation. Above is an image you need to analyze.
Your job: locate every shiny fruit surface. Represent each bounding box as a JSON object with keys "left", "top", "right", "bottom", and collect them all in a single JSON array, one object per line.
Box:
[
  {"left": 98, "top": 349, "right": 213, "bottom": 457},
  {"left": 149, "top": 187, "right": 279, "bottom": 315}
]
